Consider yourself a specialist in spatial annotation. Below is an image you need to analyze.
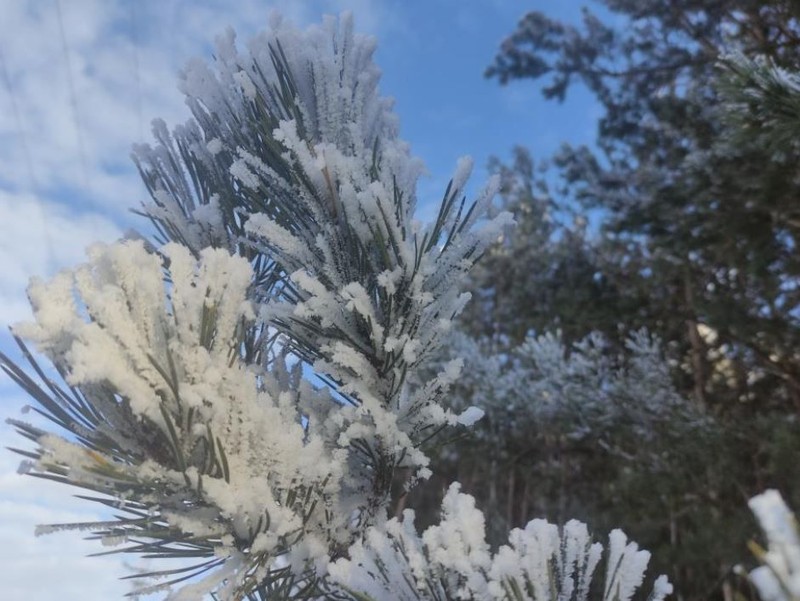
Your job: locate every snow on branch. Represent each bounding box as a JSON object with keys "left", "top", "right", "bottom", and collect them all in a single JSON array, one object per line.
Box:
[
  {"left": 747, "top": 490, "right": 800, "bottom": 601},
  {"left": 7, "top": 240, "right": 351, "bottom": 598},
  {"left": 718, "top": 52, "right": 800, "bottom": 153},
  {"left": 328, "top": 483, "right": 672, "bottom": 601},
  {"left": 133, "top": 12, "right": 512, "bottom": 518}
]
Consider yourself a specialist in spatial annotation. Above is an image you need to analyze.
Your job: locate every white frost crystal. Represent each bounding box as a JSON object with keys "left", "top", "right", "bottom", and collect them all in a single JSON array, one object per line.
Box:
[
  {"left": 747, "top": 490, "right": 800, "bottom": 601},
  {"left": 330, "top": 484, "right": 671, "bottom": 601},
  {"left": 14, "top": 240, "right": 349, "bottom": 597}
]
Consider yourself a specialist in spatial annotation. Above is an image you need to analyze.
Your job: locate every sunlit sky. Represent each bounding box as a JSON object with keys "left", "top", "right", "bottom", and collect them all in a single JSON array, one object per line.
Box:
[{"left": 0, "top": 1, "right": 599, "bottom": 598}]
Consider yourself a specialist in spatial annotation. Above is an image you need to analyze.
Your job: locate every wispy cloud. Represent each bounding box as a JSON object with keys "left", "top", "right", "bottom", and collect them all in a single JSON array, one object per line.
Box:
[{"left": 0, "top": 190, "right": 121, "bottom": 325}]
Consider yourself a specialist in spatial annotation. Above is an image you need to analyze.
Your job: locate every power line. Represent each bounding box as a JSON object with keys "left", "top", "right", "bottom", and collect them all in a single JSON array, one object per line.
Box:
[
  {"left": 0, "top": 44, "right": 38, "bottom": 192},
  {"left": 0, "top": 42, "right": 54, "bottom": 268},
  {"left": 130, "top": 1, "right": 144, "bottom": 141},
  {"left": 55, "top": 0, "right": 90, "bottom": 191}
]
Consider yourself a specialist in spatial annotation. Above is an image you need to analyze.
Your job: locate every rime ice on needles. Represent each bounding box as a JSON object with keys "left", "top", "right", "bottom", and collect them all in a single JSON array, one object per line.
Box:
[
  {"left": 133, "top": 13, "right": 512, "bottom": 514},
  {"left": 9, "top": 240, "right": 347, "bottom": 598},
  {"left": 329, "top": 484, "right": 672, "bottom": 601},
  {"left": 747, "top": 490, "right": 800, "bottom": 601}
]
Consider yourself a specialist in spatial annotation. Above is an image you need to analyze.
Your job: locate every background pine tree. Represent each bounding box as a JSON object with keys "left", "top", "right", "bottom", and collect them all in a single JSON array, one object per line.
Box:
[{"left": 404, "top": 2, "right": 800, "bottom": 599}]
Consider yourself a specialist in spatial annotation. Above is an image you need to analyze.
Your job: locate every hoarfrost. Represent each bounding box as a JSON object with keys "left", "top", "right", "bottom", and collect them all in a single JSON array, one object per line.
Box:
[
  {"left": 331, "top": 484, "right": 669, "bottom": 601},
  {"left": 13, "top": 241, "right": 346, "bottom": 598},
  {"left": 456, "top": 406, "right": 484, "bottom": 426},
  {"left": 746, "top": 490, "right": 800, "bottom": 601}
]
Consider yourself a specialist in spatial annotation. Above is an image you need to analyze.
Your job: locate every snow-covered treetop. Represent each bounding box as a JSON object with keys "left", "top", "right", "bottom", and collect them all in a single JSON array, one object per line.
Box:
[
  {"left": 134, "top": 13, "right": 418, "bottom": 253},
  {"left": 439, "top": 329, "right": 703, "bottom": 452}
]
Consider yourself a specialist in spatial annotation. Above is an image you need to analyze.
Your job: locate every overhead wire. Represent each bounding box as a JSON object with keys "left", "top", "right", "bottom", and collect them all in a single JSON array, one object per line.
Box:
[
  {"left": 0, "top": 40, "right": 55, "bottom": 275},
  {"left": 130, "top": 1, "right": 144, "bottom": 141},
  {"left": 0, "top": 44, "right": 38, "bottom": 192},
  {"left": 55, "top": 0, "right": 90, "bottom": 192}
]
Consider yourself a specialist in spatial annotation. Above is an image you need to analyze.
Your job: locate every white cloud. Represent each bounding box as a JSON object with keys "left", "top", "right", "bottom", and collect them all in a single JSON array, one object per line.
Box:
[
  {"left": 323, "top": 0, "right": 409, "bottom": 38},
  {"left": 0, "top": 190, "right": 121, "bottom": 325},
  {"left": 0, "top": 500, "right": 136, "bottom": 600},
  {"left": 0, "top": 385, "right": 191, "bottom": 599},
  {"left": 0, "top": 1, "right": 184, "bottom": 208}
]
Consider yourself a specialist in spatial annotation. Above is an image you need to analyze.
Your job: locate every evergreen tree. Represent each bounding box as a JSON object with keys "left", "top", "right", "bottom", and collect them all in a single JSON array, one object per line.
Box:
[
  {"left": 458, "top": 147, "right": 626, "bottom": 349},
  {"left": 425, "top": 2, "right": 800, "bottom": 599},
  {"left": 486, "top": 0, "right": 800, "bottom": 412},
  {"left": 1, "top": 14, "right": 671, "bottom": 601},
  {"left": 718, "top": 44, "right": 800, "bottom": 601}
]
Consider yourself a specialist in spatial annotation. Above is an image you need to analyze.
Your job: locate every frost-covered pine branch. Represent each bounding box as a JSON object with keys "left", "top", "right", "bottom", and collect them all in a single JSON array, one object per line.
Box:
[
  {"left": 746, "top": 490, "right": 800, "bottom": 601},
  {"left": 328, "top": 483, "right": 672, "bottom": 601},
  {"left": 8, "top": 242, "right": 343, "bottom": 598},
  {"left": 132, "top": 12, "right": 510, "bottom": 522},
  {"left": 2, "top": 13, "right": 511, "bottom": 601},
  {"left": 718, "top": 52, "right": 800, "bottom": 153}
]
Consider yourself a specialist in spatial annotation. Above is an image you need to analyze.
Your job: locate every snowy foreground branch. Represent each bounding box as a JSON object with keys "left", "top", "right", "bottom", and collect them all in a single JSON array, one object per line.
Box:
[
  {"left": 329, "top": 483, "right": 672, "bottom": 601},
  {"left": 132, "top": 11, "right": 510, "bottom": 518},
  {"left": 747, "top": 491, "right": 800, "bottom": 601},
  {"left": 0, "top": 12, "right": 701, "bottom": 601}
]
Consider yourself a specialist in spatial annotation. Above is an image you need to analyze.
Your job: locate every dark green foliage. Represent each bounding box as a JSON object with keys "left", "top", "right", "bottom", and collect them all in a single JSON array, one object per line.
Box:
[
  {"left": 718, "top": 52, "right": 800, "bottom": 154},
  {"left": 458, "top": 147, "right": 624, "bottom": 349}
]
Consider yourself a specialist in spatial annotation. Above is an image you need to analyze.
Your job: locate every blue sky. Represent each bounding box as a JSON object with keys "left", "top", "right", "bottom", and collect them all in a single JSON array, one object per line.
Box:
[{"left": 0, "top": 1, "right": 600, "bottom": 598}]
